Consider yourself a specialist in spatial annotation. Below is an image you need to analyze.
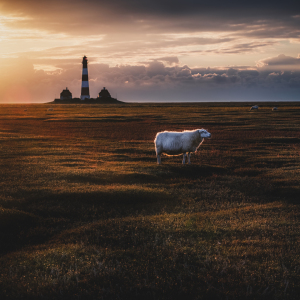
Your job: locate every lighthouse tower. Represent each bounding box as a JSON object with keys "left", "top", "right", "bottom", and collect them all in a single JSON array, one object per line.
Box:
[{"left": 80, "top": 56, "right": 90, "bottom": 100}]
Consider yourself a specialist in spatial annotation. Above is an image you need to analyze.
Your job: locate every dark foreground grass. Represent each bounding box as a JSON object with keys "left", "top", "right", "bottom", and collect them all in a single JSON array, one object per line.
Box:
[{"left": 0, "top": 102, "right": 300, "bottom": 299}]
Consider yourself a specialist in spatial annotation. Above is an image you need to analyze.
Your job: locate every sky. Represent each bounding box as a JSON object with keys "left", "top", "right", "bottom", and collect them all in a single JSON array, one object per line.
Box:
[{"left": 1, "top": 0, "right": 300, "bottom": 103}]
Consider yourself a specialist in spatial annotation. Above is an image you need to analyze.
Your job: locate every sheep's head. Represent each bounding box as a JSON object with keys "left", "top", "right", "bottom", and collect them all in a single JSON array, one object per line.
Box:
[{"left": 198, "top": 129, "right": 211, "bottom": 139}]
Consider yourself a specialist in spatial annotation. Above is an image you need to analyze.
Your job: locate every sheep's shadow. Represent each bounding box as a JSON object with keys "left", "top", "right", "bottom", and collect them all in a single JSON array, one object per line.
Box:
[{"left": 156, "top": 164, "right": 227, "bottom": 179}]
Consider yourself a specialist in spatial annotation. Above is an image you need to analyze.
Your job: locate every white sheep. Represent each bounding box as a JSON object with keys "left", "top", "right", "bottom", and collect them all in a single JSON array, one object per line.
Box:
[
  {"left": 250, "top": 105, "right": 259, "bottom": 111},
  {"left": 154, "top": 129, "right": 211, "bottom": 165}
]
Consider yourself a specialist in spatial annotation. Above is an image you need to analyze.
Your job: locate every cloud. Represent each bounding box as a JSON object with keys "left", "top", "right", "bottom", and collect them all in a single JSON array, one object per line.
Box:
[
  {"left": 1, "top": 0, "right": 300, "bottom": 37},
  {"left": 257, "top": 54, "right": 300, "bottom": 69},
  {"left": 1, "top": 0, "right": 299, "bottom": 72},
  {"left": 1, "top": 1, "right": 300, "bottom": 102},
  {"left": 155, "top": 56, "right": 179, "bottom": 65},
  {"left": 206, "top": 41, "right": 277, "bottom": 54},
  {"left": 2, "top": 53, "right": 300, "bottom": 103}
]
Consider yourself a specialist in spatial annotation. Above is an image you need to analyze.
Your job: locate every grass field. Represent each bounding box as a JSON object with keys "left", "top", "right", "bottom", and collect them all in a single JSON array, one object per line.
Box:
[{"left": 0, "top": 102, "right": 300, "bottom": 299}]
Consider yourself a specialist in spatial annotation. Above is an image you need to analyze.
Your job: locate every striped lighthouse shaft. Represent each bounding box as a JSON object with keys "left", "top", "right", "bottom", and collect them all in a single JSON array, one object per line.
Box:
[{"left": 81, "top": 56, "right": 90, "bottom": 100}]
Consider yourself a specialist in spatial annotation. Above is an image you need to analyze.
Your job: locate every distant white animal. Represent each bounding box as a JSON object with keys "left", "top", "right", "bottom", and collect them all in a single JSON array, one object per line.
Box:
[
  {"left": 272, "top": 107, "right": 278, "bottom": 111},
  {"left": 47, "top": 108, "right": 53, "bottom": 111},
  {"left": 154, "top": 129, "right": 211, "bottom": 165},
  {"left": 250, "top": 105, "right": 259, "bottom": 111}
]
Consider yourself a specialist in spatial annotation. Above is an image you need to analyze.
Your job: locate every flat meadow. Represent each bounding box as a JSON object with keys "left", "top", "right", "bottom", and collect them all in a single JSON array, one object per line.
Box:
[{"left": 0, "top": 102, "right": 300, "bottom": 299}]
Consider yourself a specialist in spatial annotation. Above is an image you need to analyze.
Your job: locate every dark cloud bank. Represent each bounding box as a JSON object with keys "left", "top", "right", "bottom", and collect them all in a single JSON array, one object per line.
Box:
[
  {"left": 2, "top": 0, "right": 300, "bottom": 37},
  {"left": 20, "top": 54, "right": 299, "bottom": 102},
  {"left": 91, "top": 58, "right": 300, "bottom": 101}
]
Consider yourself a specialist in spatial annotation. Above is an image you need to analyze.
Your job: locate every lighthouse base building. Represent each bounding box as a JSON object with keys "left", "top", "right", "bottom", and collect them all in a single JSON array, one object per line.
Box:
[
  {"left": 60, "top": 87, "right": 72, "bottom": 100},
  {"left": 54, "top": 86, "right": 122, "bottom": 104}
]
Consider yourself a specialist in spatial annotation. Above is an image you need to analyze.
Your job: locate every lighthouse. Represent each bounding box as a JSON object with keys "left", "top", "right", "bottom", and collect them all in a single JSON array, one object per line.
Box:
[{"left": 80, "top": 55, "right": 90, "bottom": 100}]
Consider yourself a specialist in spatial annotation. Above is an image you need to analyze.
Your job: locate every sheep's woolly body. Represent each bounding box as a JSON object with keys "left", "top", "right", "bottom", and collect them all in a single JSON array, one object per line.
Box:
[
  {"left": 155, "top": 130, "right": 203, "bottom": 156},
  {"left": 154, "top": 129, "right": 211, "bottom": 164}
]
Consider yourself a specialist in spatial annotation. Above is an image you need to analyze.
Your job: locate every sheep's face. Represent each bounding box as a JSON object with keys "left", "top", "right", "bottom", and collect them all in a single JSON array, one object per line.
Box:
[{"left": 198, "top": 129, "right": 211, "bottom": 138}]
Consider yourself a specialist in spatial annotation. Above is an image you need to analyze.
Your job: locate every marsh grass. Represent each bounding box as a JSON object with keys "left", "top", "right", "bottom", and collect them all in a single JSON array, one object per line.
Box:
[{"left": 0, "top": 102, "right": 300, "bottom": 299}]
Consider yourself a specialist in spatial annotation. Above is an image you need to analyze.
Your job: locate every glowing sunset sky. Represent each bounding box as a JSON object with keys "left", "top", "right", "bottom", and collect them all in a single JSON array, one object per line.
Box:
[{"left": 1, "top": 0, "right": 300, "bottom": 102}]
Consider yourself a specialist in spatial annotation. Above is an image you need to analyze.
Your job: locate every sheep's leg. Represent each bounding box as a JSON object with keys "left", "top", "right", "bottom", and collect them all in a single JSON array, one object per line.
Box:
[
  {"left": 182, "top": 153, "right": 186, "bottom": 164},
  {"left": 188, "top": 152, "right": 191, "bottom": 164},
  {"left": 157, "top": 154, "right": 161, "bottom": 164}
]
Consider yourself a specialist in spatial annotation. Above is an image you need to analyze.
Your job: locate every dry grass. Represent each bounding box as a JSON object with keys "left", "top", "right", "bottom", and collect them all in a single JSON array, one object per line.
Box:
[{"left": 0, "top": 102, "right": 300, "bottom": 299}]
